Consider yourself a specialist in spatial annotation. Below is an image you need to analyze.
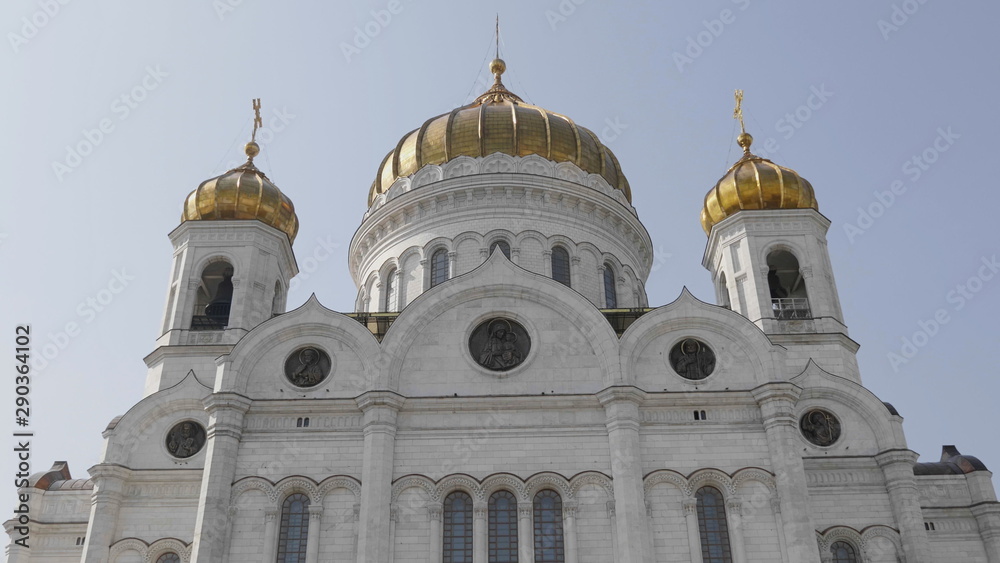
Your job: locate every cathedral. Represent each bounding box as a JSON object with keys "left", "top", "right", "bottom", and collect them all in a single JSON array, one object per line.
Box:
[{"left": 5, "top": 57, "right": 999, "bottom": 563}]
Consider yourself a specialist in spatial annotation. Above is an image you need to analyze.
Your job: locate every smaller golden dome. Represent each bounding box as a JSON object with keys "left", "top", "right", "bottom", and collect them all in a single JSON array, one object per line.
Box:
[
  {"left": 700, "top": 135, "right": 818, "bottom": 234},
  {"left": 181, "top": 150, "right": 299, "bottom": 243}
]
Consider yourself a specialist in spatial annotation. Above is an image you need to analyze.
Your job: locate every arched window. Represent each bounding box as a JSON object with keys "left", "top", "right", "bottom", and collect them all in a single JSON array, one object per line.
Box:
[
  {"left": 766, "top": 249, "right": 810, "bottom": 319},
  {"left": 430, "top": 249, "right": 449, "bottom": 288},
  {"left": 551, "top": 247, "right": 571, "bottom": 287},
  {"left": 490, "top": 240, "right": 511, "bottom": 259},
  {"left": 272, "top": 280, "right": 283, "bottom": 317},
  {"left": 830, "top": 541, "right": 859, "bottom": 563},
  {"left": 383, "top": 268, "right": 398, "bottom": 312},
  {"left": 533, "top": 490, "right": 564, "bottom": 563},
  {"left": 696, "top": 486, "right": 733, "bottom": 563},
  {"left": 489, "top": 490, "right": 518, "bottom": 563},
  {"left": 191, "top": 261, "right": 234, "bottom": 330},
  {"left": 155, "top": 554, "right": 180, "bottom": 563},
  {"left": 718, "top": 272, "right": 732, "bottom": 310},
  {"left": 443, "top": 491, "right": 473, "bottom": 563},
  {"left": 603, "top": 264, "right": 618, "bottom": 308},
  {"left": 276, "top": 493, "right": 310, "bottom": 563}
]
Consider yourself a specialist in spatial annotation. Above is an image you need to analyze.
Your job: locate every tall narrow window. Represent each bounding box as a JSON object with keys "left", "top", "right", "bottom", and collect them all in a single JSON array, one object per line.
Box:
[
  {"left": 490, "top": 240, "right": 511, "bottom": 259},
  {"left": 276, "top": 493, "right": 310, "bottom": 563},
  {"left": 603, "top": 264, "right": 618, "bottom": 308},
  {"left": 551, "top": 247, "right": 571, "bottom": 287},
  {"left": 431, "top": 249, "right": 449, "bottom": 288},
  {"left": 489, "top": 490, "right": 518, "bottom": 563},
  {"left": 444, "top": 491, "right": 473, "bottom": 563},
  {"left": 155, "top": 554, "right": 181, "bottom": 563},
  {"left": 830, "top": 541, "right": 859, "bottom": 563},
  {"left": 695, "top": 486, "right": 732, "bottom": 563},
  {"left": 533, "top": 490, "right": 565, "bottom": 563},
  {"left": 383, "top": 268, "right": 397, "bottom": 311}
]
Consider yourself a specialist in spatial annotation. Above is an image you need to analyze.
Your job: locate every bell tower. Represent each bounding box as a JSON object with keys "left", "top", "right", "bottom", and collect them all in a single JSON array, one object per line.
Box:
[
  {"left": 701, "top": 92, "right": 856, "bottom": 379},
  {"left": 148, "top": 100, "right": 300, "bottom": 394}
]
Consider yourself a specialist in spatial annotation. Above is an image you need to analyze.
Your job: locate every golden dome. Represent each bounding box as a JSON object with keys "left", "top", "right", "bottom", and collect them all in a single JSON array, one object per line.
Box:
[
  {"left": 181, "top": 142, "right": 299, "bottom": 243},
  {"left": 700, "top": 135, "right": 818, "bottom": 234},
  {"left": 369, "top": 59, "right": 631, "bottom": 205}
]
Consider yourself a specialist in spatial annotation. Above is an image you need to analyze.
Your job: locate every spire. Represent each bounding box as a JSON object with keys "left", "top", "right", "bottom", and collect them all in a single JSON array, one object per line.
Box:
[
  {"left": 245, "top": 97, "right": 262, "bottom": 164},
  {"left": 733, "top": 89, "right": 754, "bottom": 157},
  {"left": 475, "top": 18, "right": 523, "bottom": 105}
]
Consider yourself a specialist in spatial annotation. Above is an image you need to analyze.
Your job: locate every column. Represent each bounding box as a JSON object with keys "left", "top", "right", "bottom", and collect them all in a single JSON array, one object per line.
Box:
[
  {"left": 971, "top": 503, "right": 1000, "bottom": 563},
  {"left": 306, "top": 505, "right": 323, "bottom": 563},
  {"left": 474, "top": 502, "right": 488, "bottom": 563},
  {"left": 448, "top": 251, "right": 457, "bottom": 279},
  {"left": 875, "top": 449, "right": 931, "bottom": 563},
  {"left": 429, "top": 503, "right": 443, "bottom": 562},
  {"left": 597, "top": 386, "right": 651, "bottom": 563},
  {"left": 191, "top": 392, "right": 253, "bottom": 563},
  {"left": 726, "top": 498, "right": 747, "bottom": 563},
  {"left": 3, "top": 520, "right": 29, "bottom": 563},
  {"left": 751, "top": 383, "right": 821, "bottom": 563},
  {"left": 682, "top": 498, "right": 704, "bottom": 563},
  {"left": 518, "top": 502, "right": 534, "bottom": 563},
  {"left": 563, "top": 501, "right": 579, "bottom": 563},
  {"left": 355, "top": 391, "right": 405, "bottom": 563},
  {"left": 261, "top": 507, "right": 279, "bottom": 562},
  {"left": 543, "top": 250, "right": 553, "bottom": 277},
  {"left": 81, "top": 464, "right": 131, "bottom": 563}
]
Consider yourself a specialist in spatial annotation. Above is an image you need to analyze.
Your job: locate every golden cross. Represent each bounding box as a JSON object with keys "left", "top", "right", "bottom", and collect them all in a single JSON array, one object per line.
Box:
[
  {"left": 495, "top": 14, "right": 500, "bottom": 59},
  {"left": 251, "top": 98, "right": 262, "bottom": 141},
  {"left": 733, "top": 89, "right": 746, "bottom": 134}
]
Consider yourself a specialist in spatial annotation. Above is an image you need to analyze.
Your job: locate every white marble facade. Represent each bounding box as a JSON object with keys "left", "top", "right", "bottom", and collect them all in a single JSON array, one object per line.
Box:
[{"left": 6, "top": 146, "right": 1000, "bottom": 563}]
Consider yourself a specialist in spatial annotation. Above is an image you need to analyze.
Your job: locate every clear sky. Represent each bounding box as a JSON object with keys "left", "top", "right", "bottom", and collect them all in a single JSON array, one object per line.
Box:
[{"left": 3, "top": 1, "right": 997, "bottom": 487}]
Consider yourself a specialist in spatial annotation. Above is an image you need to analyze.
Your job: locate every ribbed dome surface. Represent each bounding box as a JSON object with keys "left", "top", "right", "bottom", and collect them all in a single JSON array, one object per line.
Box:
[
  {"left": 700, "top": 146, "right": 818, "bottom": 234},
  {"left": 182, "top": 160, "right": 299, "bottom": 243},
  {"left": 368, "top": 59, "right": 631, "bottom": 205}
]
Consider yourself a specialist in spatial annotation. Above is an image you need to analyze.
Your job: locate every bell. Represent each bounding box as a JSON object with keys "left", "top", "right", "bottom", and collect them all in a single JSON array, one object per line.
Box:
[{"left": 204, "top": 268, "right": 234, "bottom": 324}]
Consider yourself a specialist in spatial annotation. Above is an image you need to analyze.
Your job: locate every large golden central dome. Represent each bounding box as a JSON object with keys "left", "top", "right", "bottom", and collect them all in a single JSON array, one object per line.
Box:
[{"left": 369, "top": 59, "right": 631, "bottom": 206}]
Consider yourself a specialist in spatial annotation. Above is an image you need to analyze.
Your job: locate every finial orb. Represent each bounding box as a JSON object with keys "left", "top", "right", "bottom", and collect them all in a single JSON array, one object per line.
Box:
[
  {"left": 737, "top": 132, "right": 753, "bottom": 150},
  {"left": 490, "top": 58, "right": 506, "bottom": 76},
  {"left": 245, "top": 141, "right": 260, "bottom": 158}
]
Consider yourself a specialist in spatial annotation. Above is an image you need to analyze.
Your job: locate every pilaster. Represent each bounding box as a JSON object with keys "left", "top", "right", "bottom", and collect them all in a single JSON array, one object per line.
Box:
[
  {"left": 81, "top": 464, "right": 132, "bottom": 563},
  {"left": 875, "top": 449, "right": 931, "bottom": 563},
  {"left": 597, "top": 386, "right": 651, "bottom": 563},
  {"left": 190, "top": 392, "right": 253, "bottom": 563},
  {"left": 751, "top": 382, "right": 820, "bottom": 563},
  {"left": 355, "top": 391, "right": 405, "bottom": 563}
]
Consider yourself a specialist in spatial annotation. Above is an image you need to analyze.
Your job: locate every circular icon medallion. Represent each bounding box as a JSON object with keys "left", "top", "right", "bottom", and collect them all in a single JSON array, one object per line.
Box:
[
  {"left": 284, "top": 347, "right": 332, "bottom": 388},
  {"left": 469, "top": 318, "right": 531, "bottom": 372},
  {"left": 800, "top": 409, "right": 841, "bottom": 446},
  {"left": 165, "top": 421, "right": 206, "bottom": 459},
  {"left": 668, "top": 338, "right": 716, "bottom": 380}
]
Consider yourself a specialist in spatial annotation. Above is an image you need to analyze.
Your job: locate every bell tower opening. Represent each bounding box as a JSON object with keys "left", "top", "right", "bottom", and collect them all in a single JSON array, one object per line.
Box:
[
  {"left": 191, "top": 261, "right": 234, "bottom": 330},
  {"left": 766, "top": 250, "right": 810, "bottom": 320}
]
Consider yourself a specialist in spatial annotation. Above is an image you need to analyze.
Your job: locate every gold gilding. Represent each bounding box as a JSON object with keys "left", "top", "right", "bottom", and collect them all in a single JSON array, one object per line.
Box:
[
  {"left": 181, "top": 161, "right": 299, "bottom": 243},
  {"left": 700, "top": 134, "right": 818, "bottom": 235},
  {"left": 369, "top": 59, "right": 631, "bottom": 205},
  {"left": 181, "top": 99, "right": 299, "bottom": 243}
]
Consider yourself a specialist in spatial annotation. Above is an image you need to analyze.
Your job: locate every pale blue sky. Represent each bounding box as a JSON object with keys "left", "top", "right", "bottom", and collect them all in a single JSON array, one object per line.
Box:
[{"left": 3, "top": 1, "right": 997, "bottom": 483}]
